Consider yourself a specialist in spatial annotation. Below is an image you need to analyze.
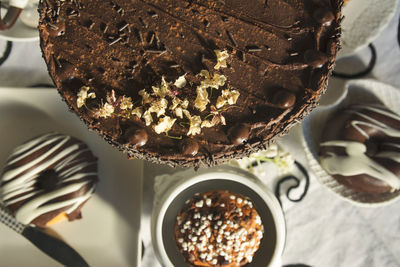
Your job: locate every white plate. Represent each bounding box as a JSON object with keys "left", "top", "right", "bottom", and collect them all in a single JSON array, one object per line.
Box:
[
  {"left": 339, "top": 0, "right": 399, "bottom": 57},
  {"left": 0, "top": 88, "right": 142, "bottom": 266},
  {"left": 151, "top": 166, "right": 286, "bottom": 267}
]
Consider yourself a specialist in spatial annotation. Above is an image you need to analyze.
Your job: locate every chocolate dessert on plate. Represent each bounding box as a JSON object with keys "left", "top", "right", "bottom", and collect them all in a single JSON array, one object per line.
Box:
[{"left": 39, "top": 0, "right": 343, "bottom": 167}]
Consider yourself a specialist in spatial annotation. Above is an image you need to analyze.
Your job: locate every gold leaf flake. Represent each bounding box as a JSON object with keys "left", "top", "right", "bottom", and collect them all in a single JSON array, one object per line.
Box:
[
  {"left": 143, "top": 110, "right": 153, "bottom": 126},
  {"left": 152, "top": 76, "right": 171, "bottom": 98},
  {"left": 174, "top": 74, "right": 187, "bottom": 88},
  {"left": 77, "top": 86, "right": 96, "bottom": 108},
  {"left": 139, "top": 89, "right": 153, "bottom": 104},
  {"left": 216, "top": 89, "right": 240, "bottom": 109},
  {"left": 194, "top": 87, "right": 210, "bottom": 111},
  {"left": 201, "top": 120, "right": 214, "bottom": 128},
  {"left": 154, "top": 116, "right": 176, "bottom": 134},
  {"left": 214, "top": 49, "right": 229, "bottom": 70},
  {"left": 120, "top": 96, "right": 133, "bottom": 110},
  {"left": 148, "top": 98, "right": 168, "bottom": 117},
  {"left": 210, "top": 105, "right": 226, "bottom": 126},
  {"left": 98, "top": 103, "right": 114, "bottom": 118},
  {"left": 184, "top": 112, "right": 202, "bottom": 136},
  {"left": 131, "top": 107, "right": 143, "bottom": 118},
  {"left": 198, "top": 70, "right": 227, "bottom": 90},
  {"left": 170, "top": 97, "right": 189, "bottom": 119}
]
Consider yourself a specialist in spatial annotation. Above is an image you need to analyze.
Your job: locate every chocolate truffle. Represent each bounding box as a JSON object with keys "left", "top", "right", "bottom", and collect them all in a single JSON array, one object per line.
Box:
[
  {"left": 39, "top": 0, "right": 342, "bottom": 167},
  {"left": 174, "top": 190, "right": 264, "bottom": 266},
  {"left": 0, "top": 133, "right": 98, "bottom": 228},
  {"left": 319, "top": 105, "right": 400, "bottom": 194}
]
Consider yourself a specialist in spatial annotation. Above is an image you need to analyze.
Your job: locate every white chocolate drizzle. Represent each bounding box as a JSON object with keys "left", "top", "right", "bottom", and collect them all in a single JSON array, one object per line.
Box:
[
  {"left": 347, "top": 105, "right": 400, "bottom": 139},
  {"left": 320, "top": 106, "right": 400, "bottom": 190},
  {"left": 320, "top": 141, "right": 400, "bottom": 189},
  {"left": 0, "top": 133, "right": 97, "bottom": 225}
]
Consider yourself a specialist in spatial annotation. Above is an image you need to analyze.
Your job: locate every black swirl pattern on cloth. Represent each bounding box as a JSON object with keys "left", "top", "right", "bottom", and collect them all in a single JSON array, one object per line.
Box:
[
  {"left": 332, "top": 44, "right": 377, "bottom": 79},
  {"left": 397, "top": 15, "right": 400, "bottom": 48},
  {"left": 0, "top": 41, "right": 12, "bottom": 67},
  {"left": 274, "top": 161, "right": 310, "bottom": 206}
]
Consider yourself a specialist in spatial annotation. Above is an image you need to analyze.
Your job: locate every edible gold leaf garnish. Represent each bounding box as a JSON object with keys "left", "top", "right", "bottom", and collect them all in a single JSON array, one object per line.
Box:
[
  {"left": 98, "top": 103, "right": 114, "bottom": 118},
  {"left": 216, "top": 89, "right": 240, "bottom": 109},
  {"left": 198, "top": 70, "right": 227, "bottom": 90},
  {"left": 77, "top": 86, "right": 96, "bottom": 108},
  {"left": 194, "top": 86, "right": 210, "bottom": 112},
  {"left": 142, "top": 110, "right": 153, "bottom": 126},
  {"left": 214, "top": 49, "right": 229, "bottom": 70},
  {"left": 148, "top": 98, "right": 168, "bottom": 117},
  {"left": 82, "top": 49, "right": 238, "bottom": 138},
  {"left": 174, "top": 74, "right": 187, "bottom": 89},
  {"left": 209, "top": 105, "right": 226, "bottom": 126},
  {"left": 120, "top": 96, "right": 133, "bottom": 110},
  {"left": 184, "top": 110, "right": 202, "bottom": 136},
  {"left": 154, "top": 116, "right": 176, "bottom": 134},
  {"left": 139, "top": 89, "right": 153, "bottom": 105},
  {"left": 152, "top": 76, "right": 171, "bottom": 98},
  {"left": 131, "top": 107, "right": 143, "bottom": 118},
  {"left": 170, "top": 97, "right": 189, "bottom": 119},
  {"left": 201, "top": 120, "right": 214, "bottom": 128}
]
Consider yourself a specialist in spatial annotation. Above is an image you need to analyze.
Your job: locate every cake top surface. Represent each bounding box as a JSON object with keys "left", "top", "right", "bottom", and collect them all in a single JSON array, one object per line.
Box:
[
  {"left": 39, "top": 0, "right": 342, "bottom": 167},
  {"left": 174, "top": 190, "right": 263, "bottom": 267}
]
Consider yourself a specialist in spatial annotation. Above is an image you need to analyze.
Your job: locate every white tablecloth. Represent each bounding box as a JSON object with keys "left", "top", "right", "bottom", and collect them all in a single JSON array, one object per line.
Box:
[{"left": 0, "top": 4, "right": 399, "bottom": 267}]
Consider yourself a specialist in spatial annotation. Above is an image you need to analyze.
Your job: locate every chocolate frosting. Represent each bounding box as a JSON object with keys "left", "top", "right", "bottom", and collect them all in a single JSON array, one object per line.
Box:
[{"left": 39, "top": 0, "right": 343, "bottom": 167}]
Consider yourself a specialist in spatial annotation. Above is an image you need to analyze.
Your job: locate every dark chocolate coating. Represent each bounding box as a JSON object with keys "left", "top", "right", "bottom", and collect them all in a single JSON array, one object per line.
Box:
[
  {"left": 319, "top": 105, "right": 400, "bottom": 194},
  {"left": 229, "top": 123, "right": 251, "bottom": 145},
  {"left": 181, "top": 139, "right": 200, "bottom": 156},
  {"left": 313, "top": 8, "right": 335, "bottom": 26},
  {"left": 39, "top": 0, "right": 342, "bottom": 167},
  {"left": 0, "top": 133, "right": 98, "bottom": 228},
  {"left": 304, "top": 50, "right": 329, "bottom": 68},
  {"left": 272, "top": 90, "right": 296, "bottom": 109},
  {"left": 128, "top": 128, "right": 148, "bottom": 147}
]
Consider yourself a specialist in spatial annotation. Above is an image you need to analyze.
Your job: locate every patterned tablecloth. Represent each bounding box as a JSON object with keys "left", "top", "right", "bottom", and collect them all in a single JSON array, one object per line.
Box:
[{"left": 0, "top": 4, "right": 399, "bottom": 267}]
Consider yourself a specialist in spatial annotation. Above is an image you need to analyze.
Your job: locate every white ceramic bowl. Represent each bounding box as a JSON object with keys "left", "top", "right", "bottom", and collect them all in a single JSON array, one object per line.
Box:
[{"left": 151, "top": 166, "right": 286, "bottom": 267}]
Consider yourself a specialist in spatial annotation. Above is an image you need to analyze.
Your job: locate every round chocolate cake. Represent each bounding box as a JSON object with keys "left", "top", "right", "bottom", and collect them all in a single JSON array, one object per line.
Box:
[
  {"left": 319, "top": 105, "right": 400, "bottom": 194},
  {"left": 174, "top": 190, "right": 263, "bottom": 267},
  {"left": 39, "top": 0, "right": 343, "bottom": 167},
  {"left": 0, "top": 133, "right": 98, "bottom": 228}
]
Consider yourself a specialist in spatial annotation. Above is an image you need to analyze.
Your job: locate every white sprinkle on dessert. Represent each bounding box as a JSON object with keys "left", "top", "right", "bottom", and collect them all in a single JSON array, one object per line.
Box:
[{"left": 174, "top": 190, "right": 264, "bottom": 266}]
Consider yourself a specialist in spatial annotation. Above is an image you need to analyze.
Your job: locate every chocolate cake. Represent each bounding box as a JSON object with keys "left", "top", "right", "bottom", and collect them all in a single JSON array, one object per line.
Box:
[
  {"left": 319, "top": 105, "right": 400, "bottom": 194},
  {"left": 174, "top": 190, "right": 263, "bottom": 267},
  {"left": 39, "top": 0, "right": 343, "bottom": 167},
  {"left": 0, "top": 133, "right": 98, "bottom": 228}
]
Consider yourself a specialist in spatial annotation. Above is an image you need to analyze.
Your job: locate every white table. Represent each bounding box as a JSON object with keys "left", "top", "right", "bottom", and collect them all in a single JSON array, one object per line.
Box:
[{"left": 0, "top": 4, "right": 399, "bottom": 267}]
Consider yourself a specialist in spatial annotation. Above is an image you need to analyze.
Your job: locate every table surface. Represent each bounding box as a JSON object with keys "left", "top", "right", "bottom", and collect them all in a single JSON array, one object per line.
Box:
[{"left": 0, "top": 4, "right": 400, "bottom": 267}]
